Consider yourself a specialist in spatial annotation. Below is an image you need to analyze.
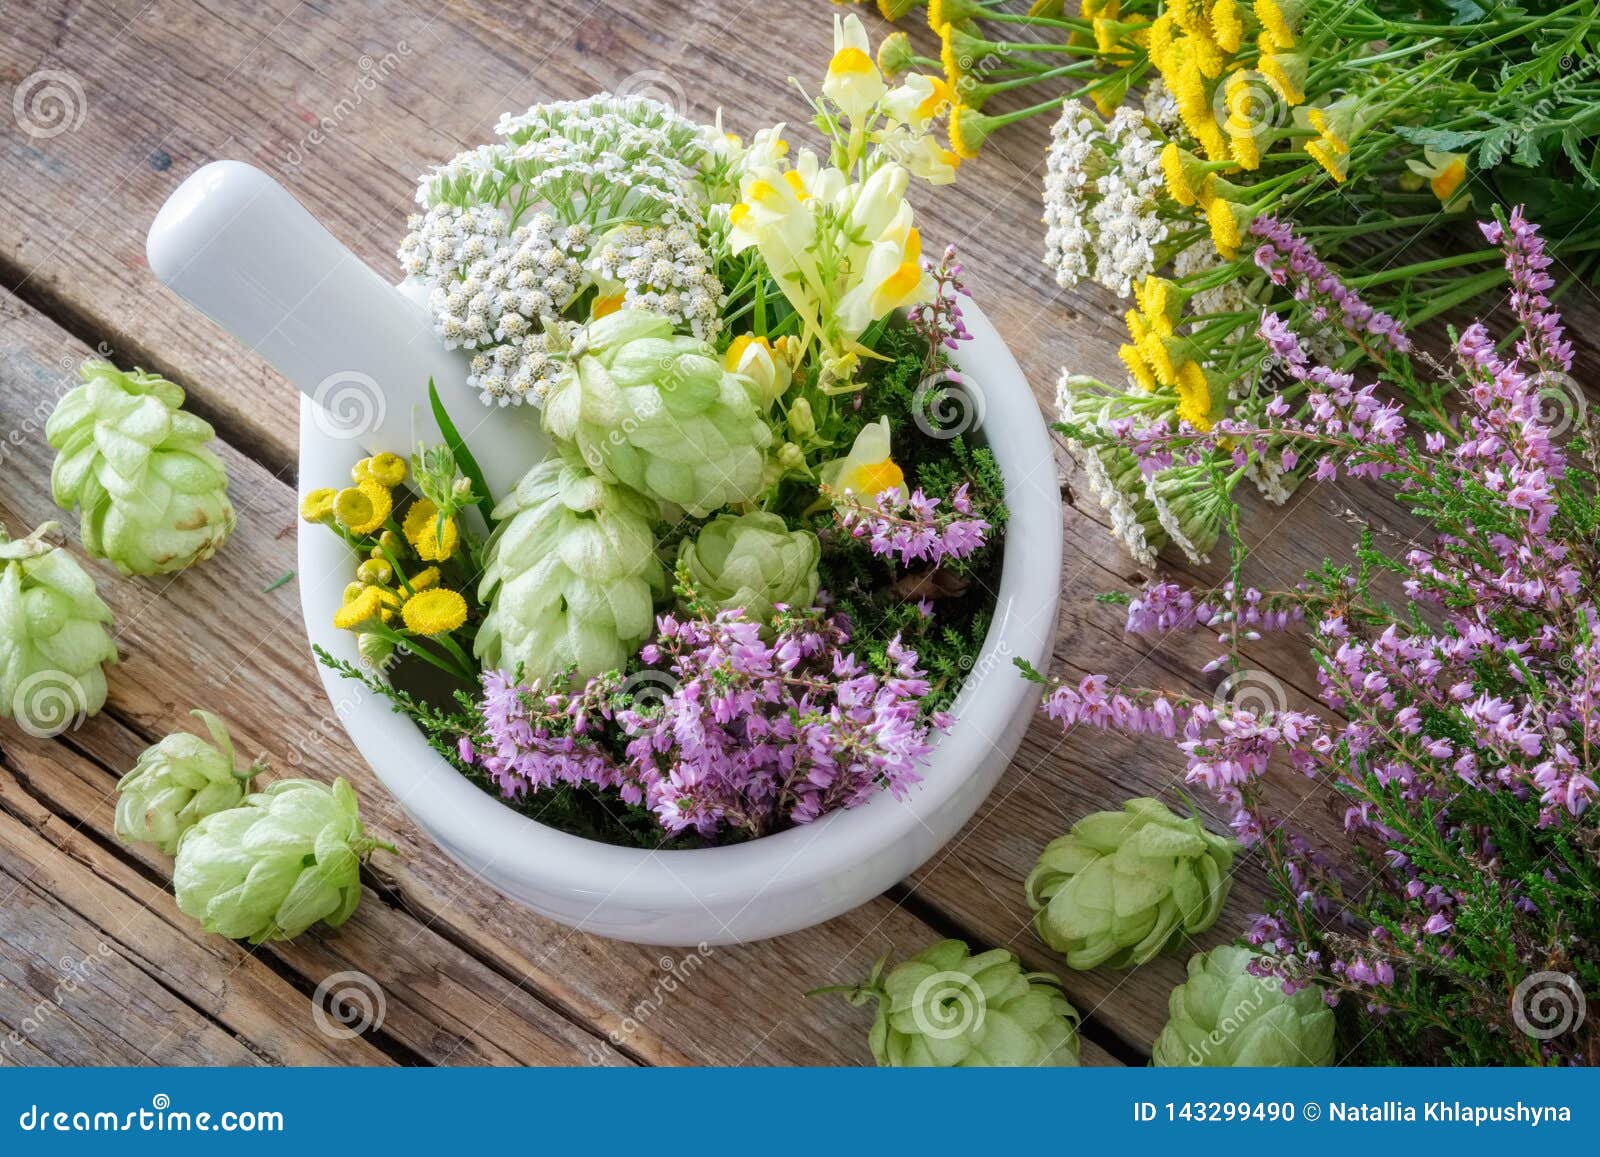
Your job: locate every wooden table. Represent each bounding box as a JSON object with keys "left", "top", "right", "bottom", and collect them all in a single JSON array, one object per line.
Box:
[{"left": 2, "top": 0, "right": 1592, "bottom": 1068}]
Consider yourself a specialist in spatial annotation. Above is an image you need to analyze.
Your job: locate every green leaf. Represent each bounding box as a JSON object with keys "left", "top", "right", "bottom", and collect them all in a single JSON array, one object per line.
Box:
[{"left": 428, "top": 378, "right": 498, "bottom": 530}]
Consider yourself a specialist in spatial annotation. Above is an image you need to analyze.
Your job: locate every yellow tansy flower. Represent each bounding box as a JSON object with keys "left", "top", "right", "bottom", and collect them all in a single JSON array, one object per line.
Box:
[
  {"left": 928, "top": 0, "right": 981, "bottom": 32},
  {"left": 1306, "top": 138, "right": 1349, "bottom": 182},
  {"left": 947, "top": 104, "right": 996, "bottom": 159},
  {"left": 1228, "top": 123, "right": 1261, "bottom": 170},
  {"left": 366, "top": 452, "right": 407, "bottom": 488},
  {"left": 333, "top": 586, "right": 386, "bottom": 631},
  {"left": 1210, "top": 0, "right": 1245, "bottom": 53},
  {"left": 409, "top": 566, "right": 441, "bottom": 592},
  {"left": 878, "top": 0, "right": 920, "bottom": 21},
  {"left": 334, "top": 480, "right": 393, "bottom": 537},
  {"left": 401, "top": 588, "right": 469, "bottom": 636},
  {"left": 1175, "top": 361, "right": 1215, "bottom": 431},
  {"left": 1205, "top": 196, "right": 1255, "bottom": 259},
  {"left": 1160, "top": 142, "right": 1214, "bottom": 206},
  {"left": 1119, "top": 344, "right": 1158, "bottom": 392},
  {"left": 341, "top": 581, "right": 367, "bottom": 604},
  {"left": 1254, "top": 0, "right": 1303, "bottom": 49},
  {"left": 1148, "top": 11, "right": 1177, "bottom": 74},
  {"left": 1171, "top": 0, "right": 1208, "bottom": 31},
  {"left": 355, "top": 557, "right": 393, "bottom": 586},
  {"left": 1259, "top": 52, "right": 1306, "bottom": 105},
  {"left": 877, "top": 30, "right": 915, "bottom": 76},
  {"left": 299, "top": 487, "right": 337, "bottom": 524},
  {"left": 403, "top": 499, "right": 460, "bottom": 563}
]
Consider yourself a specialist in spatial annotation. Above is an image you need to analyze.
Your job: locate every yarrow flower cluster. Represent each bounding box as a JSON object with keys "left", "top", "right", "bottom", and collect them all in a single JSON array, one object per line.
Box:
[
  {"left": 585, "top": 223, "right": 725, "bottom": 341},
  {"left": 471, "top": 601, "right": 947, "bottom": 838},
  {"left": 1037, "top": 209, "right": 1600, "bottom": 1065},
  {"left": 398, "top": 93, "right": 719, "bottom": 409},
  {"left": 1043, "top": 104, "right": 1169, "bottom": 297}
]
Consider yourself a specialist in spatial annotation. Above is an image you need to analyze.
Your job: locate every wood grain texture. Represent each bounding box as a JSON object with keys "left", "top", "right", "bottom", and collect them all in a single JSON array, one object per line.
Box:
[{"left": 4, "top": 0, "right": 1594, "bottom": 1066}]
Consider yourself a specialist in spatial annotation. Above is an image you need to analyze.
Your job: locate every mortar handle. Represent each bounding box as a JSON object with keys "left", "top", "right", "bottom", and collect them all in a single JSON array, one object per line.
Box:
[{"left": 146, "top": 160, "right": 543, "bottom": 499}]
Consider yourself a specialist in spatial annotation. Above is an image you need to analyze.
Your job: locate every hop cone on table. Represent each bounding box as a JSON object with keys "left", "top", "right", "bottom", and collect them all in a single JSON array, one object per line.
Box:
[
  {"left": 46, "top": 360, "right": 234, "bottom": 575},
  {"left": 1026, "top": 797, "right": 1236, "bottom": 969},
  {"left": 823, "top": 939, "right": 1081, "bottom": 1067},
  {"left": 0, "top": 521, "right": 116, "bottom": 736},
  {"left": 115, "top": 710, "right": 263, "bottom": 856},
  {"left": 1152, "top": 945, "right": 1336, "bottom": 1067},
  {"left": 173, "top": 778, "right": 390, "bottom": 944},
  {"left": 475, "top": 454, "right": 665, "bottom": 682},
  {"left": 542, "top": 310, "right": 772, "bottom": 516},
  {"left": 677, "top": 512, "right": 820, "bottom": 625}
]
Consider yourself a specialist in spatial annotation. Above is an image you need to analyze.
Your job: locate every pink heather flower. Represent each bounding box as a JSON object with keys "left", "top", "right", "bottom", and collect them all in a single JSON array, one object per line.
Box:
[{"left": 834, "top": 485, "right": 990, "bottom": 570}]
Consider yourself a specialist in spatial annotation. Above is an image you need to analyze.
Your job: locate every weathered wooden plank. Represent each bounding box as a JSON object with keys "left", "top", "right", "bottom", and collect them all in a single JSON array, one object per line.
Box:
[
  {"left": 0, "top": 842, "right": 265, "bottom": 1066},
  {"left": 0, "top": 288, "right": 1120, "bottom": 1064},
  {"left": 3, "top": 720, "right": 632, "bottom": 1067}
]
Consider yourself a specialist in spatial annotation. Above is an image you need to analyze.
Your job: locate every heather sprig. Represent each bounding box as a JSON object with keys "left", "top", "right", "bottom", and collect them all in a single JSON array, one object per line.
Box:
[
  {"left": 829, "top": 483, "right": 990, "bottom": 569},
  {"left": 1035, "top": 209, "right": 1600, "bottom": 1065},
  {"left": 465, "top": 591, "right": 948, "bottom": 841}
]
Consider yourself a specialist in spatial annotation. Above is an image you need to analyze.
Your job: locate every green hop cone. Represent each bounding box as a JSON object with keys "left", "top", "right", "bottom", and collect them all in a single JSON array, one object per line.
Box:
[
  {"left": 823, "top": 939, "right": 1081, "bottom": 1067},
  {"left": 115, "top": 709, "right": 264, "bottom": 856},
  {"left": 1026, "top": 797, "right": 1236, "bottom": 969},
  {"left": 173, "top": 777, "right": 391, "bottom": 944},
  {"left": 0, "top": 521, "right": 116, "bottom": 735},
  {"left": 543, "top": 310, "right": 773, "bottom": 516},
  {"left": 476, "top": 453, "right": 665, "bottom": 681},
  {"left": 678, "top": 512, "right": 820, "bottom": 625},
  {"left": 1153, "top": 945, "right": 1336, "bottom": 1067},
  {"left": 46, "top": 360, "right": 235, "bottom": 575}
]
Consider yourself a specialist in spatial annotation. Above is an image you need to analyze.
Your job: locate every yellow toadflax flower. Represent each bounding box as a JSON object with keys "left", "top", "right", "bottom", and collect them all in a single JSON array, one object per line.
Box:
[
  {"left": 820, "top": 416, "right": 909, "bottom": 502},
  {"left": 401, "top": 588, "right": 468, "bottom": 636},
  {"left": 824, "top": 13, "right": 887, "bottom": 121},
  {"left": 1406, "top": 149, "right": 1471, "bottom": 211},
  {"left": 299, "top": 487, "right": 337, "bottom": 524},
  {"left": 333, "top": 480, "right": 392, "bottom": 537},
  {"left": 591, "top": 291, "right": 626, "bottom": 319},
  {"left": 402, "top": 498, "right": 460, "bottom": 563},
  {"left": 1254, "top": 0, "right": 1303, "bottom": 49}
]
